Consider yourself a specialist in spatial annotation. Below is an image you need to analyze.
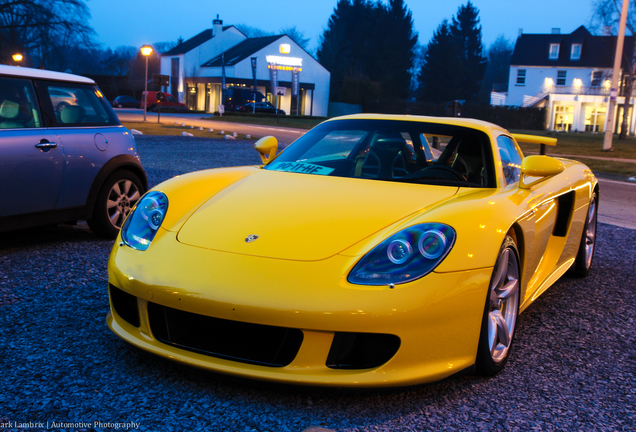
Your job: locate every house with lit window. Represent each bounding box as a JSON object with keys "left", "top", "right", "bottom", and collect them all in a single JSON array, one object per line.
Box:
[
  {"left": 504, "top": 26, "right": 636, "bottom": 133},
  {"left": 160, "top": 16, "right": 330, "bottom": 116}
]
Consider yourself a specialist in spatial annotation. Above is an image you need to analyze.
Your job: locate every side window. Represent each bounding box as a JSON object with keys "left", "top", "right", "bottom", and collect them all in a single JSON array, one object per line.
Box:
[
  {"left": 497, "top": 136, "right": 523, "bottom": 185},
  {"left": 44, "top": 84, "right": 117, "bottom": 126},
  {"left": 516, "top": 69, "right": 526, "bottom": 85},
  {"left": 0, "top": 77, "right": 42, "bottom": 129}
]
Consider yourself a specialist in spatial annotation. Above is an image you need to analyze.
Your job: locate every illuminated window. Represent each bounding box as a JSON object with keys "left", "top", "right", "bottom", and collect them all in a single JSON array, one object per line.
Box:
[
  {"left": 571, "top": 44, "right": 582, "bottom": 60},
  {"left": 516, "top": 69, "right": 526, "bottom": 85},
  {"left": 557, "top": 70, "right": 567, "bottom": 86},
  {"left": 549, "top": 43, "right": 560, "bottom": 60}
]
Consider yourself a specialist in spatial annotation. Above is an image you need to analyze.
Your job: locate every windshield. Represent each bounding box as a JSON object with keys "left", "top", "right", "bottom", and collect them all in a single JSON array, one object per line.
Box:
[{"left": 265, "top": 119, "right": 495, "bottom": 187}]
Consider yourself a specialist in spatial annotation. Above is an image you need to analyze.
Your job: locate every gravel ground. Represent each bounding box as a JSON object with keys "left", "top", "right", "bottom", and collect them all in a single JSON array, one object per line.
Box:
[{"left": 0, "top": 136, "right": 634, "bottom": 432}]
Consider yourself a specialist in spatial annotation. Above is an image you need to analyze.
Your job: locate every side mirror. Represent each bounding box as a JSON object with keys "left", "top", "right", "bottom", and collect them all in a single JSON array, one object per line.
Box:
[
  {"left": 520, "top": 155, "right": 565, "bottom": 189},
  {"left": 254, "top": 136, "right": 278, "bottom": 165}
]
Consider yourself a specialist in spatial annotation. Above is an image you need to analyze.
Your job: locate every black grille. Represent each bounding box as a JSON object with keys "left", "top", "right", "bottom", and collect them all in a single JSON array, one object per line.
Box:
[
  {"left": 109, "top": 284, "right": 140, "bottom": 327},
  {"left": 326, "top": 332, "right": 400, "bottom": 369},
  {"left": 147, "top": 302, "right": 303, "bottom": 367}
]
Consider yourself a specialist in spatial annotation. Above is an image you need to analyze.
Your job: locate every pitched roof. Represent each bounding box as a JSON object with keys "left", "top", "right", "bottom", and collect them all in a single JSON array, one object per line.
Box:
[
  {"left": 201, "top": 35, "right": 285, "bottom": 67},
  {"left": 511, "top": 25, "right": 635, "bottom": 69},
  {"left": 162, "top": 26, "right": 236, "bottom": 56}
]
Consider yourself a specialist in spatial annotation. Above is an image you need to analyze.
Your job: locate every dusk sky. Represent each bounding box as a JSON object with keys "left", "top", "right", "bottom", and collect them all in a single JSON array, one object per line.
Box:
[{"left": 89, "top": 0, "right": 598, "bottom": 53}]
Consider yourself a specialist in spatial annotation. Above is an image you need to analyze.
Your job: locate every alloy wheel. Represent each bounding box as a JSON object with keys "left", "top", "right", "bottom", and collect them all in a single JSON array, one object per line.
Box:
[
  {"left": 487, "top": 247, "right": 520, "bottom": 363},
  {"left": 106, "top": 179, "right": 141, "bottom": 229}
]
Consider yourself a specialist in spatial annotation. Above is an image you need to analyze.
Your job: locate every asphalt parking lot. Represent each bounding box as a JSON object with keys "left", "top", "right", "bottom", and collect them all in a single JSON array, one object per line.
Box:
[{"left": 1, "top": 136, "right": 634, "bottom": 432}]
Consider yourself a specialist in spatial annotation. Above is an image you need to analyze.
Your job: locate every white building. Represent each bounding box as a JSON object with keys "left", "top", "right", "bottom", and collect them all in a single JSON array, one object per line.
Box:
[
  {"left": 505, "top": 26, "right": 636, "bottom": 133},
  {"left": 160, "top": 16, "right": 330, "bottom": 116}
]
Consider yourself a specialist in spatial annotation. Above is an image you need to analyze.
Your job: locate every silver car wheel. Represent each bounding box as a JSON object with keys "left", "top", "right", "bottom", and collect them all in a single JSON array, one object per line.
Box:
[
  {"left": 487, "top": 246, "right": 520, "bottom": 363},
  {"left": 106, "top": 179, "right": 141, "bottom": 229},
  {"left": 584, "top": 197, "right": 597, "bottom": 270}
]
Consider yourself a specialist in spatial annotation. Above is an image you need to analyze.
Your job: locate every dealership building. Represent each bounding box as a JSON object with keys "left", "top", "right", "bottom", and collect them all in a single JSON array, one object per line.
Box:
[{"left": 160, "top": 16, "right": 330, "bottom": 116}]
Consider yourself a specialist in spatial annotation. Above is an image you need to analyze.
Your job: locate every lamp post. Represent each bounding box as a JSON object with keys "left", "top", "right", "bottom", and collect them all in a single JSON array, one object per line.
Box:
[
  {"left": 141, "top": 45, "right": 153, "bottom": 122},
  {"left": 12, "top": 53, "right": 23, "bottom": 66}
]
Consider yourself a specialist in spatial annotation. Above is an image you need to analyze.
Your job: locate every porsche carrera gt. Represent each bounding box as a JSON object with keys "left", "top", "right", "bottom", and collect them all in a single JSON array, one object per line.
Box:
[{"left": 107, "top": 114, "right": 598, "bottom": 387}]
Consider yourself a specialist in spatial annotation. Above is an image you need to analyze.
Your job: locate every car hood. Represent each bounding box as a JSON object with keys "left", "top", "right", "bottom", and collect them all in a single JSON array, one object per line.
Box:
[{"left": 176, "top": 169, "right": 458, "bottom": 261}]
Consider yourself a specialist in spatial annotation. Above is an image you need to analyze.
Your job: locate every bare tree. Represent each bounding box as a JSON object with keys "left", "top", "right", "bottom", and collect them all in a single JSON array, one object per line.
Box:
[
  {"left": 0, "top": 0, "right": 94, "bottom": 68},
  {"left": 234, "top": 24, "right": 273, "bottom": 39},
  {"left": 591, "top": 0, "right": 636, "bottom": 138},
  {"left": 280, "top": 26, "right": 310, "bottom": 51}
]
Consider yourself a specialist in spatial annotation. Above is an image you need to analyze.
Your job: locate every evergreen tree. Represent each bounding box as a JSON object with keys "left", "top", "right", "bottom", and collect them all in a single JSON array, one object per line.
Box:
[
  {"left": 418, "top": 20, "right": 462, "bottom": 103},
  {"left": 378, "top": 0, "right": 418, "bottom": 99},
  {"left": 478, "top": 35, "right": 513, "bottom": 104},
  {"left": 451, "top": 1, "right": 487, "bottom": 102},
  {"left": 317, "top": 0, "right": 418, "bottom": 103},
  {"left": 317, "top": 0, "right": 353, "bottom": 102},
  {"left": 418, "top": 1, "right": 486, "bottom": 104}
]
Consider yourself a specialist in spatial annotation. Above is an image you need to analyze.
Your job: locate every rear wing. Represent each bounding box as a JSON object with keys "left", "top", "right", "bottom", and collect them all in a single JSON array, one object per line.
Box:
[{"left": 511, "top": 134, "right": 557, "bottom": 155}]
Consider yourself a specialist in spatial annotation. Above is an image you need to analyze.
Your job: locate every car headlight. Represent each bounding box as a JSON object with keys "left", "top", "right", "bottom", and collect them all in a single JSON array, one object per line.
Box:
[
  {"left": 348, "top": 223, "right": 456, "bottom": 285},
  {"left": 121, "top": 191, "right": 168, "bottom": 251}
]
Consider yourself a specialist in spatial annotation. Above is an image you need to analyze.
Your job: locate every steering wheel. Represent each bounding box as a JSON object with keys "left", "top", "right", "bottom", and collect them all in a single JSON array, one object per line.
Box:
[{"left": 451, "top": 154, "right": 470, "bottom": 179}]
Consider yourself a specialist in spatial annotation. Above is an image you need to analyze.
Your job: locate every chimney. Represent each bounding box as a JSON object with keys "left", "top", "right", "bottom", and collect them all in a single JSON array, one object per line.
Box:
[
  {"left": 213, "top": 14, "right": 223, "bottom": 37},
  {"left": 518, "top": 28, "right": 523, "bottom": 37},
  {"left": 551, "top": 28, "right": 560, "bottom": 34}
]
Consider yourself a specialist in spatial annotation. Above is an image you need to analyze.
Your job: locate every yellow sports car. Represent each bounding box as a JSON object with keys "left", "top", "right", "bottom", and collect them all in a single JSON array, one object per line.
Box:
[{"left": 107, "top": 114, "right": 598, "bottom": 387}]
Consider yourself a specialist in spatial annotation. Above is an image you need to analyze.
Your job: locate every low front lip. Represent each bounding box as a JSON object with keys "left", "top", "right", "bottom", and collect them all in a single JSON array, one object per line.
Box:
[{"left": 107, "top": 232, "right": 491, "bottom": 387}]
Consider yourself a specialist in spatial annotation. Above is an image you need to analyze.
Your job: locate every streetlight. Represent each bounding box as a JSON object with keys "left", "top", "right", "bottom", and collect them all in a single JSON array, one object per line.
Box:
[
  {"left": 12, "top": 53, "right": 23, "bottom": 65},
  {"left": 141, "top": 45, "right": 153, "bottom": 121}
]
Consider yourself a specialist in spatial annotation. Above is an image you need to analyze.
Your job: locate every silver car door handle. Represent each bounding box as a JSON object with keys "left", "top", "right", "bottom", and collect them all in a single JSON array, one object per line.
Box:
[{"left": 35, "top": 139, "right": 58, "bottom": 149}]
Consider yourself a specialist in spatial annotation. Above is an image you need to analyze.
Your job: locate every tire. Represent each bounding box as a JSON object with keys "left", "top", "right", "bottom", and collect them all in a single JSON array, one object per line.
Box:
[
  {"left": 571, "top": 192, "right": 598, "bottom": 278},
  {"left": 475, "top": 235, "right": 521, "bottom": 376},
  {"left": 87, "top": 170, "right": 144, "bottom": 239}
]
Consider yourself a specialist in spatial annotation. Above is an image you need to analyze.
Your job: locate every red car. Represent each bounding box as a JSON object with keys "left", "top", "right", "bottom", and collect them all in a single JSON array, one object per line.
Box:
[{"left": 140, "top": 91, "right": 189, "bottom": 112}]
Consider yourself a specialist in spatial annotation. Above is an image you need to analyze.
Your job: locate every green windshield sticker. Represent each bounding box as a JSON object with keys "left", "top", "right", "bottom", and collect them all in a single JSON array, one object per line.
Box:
[{"left": 269, "top": 161, "right": 335, "bottom": 176}]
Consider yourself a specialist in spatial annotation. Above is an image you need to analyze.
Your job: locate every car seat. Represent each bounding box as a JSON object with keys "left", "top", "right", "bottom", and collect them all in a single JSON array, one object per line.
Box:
[
  {"left": 0, "top": 99, "right": 24, "bottom": 128},
  {"left": 60, "top": 105, "right": 85, "bottom": 124}
]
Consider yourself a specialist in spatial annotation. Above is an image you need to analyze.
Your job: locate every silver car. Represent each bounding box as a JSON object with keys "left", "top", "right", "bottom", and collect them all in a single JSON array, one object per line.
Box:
[{"left": 0, "top": 65, "right": 147, "bottom": 238}]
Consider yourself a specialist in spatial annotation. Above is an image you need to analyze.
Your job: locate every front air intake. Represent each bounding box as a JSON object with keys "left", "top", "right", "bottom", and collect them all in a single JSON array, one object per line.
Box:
[
  {"left": 147, "top": 302, "right": 303, "bottom": 367},
  {"left": 326, "top": 332, "right": 400, "bottom": 369}
]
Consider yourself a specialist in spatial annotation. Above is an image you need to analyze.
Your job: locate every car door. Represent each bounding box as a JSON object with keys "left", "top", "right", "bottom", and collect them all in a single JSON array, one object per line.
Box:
[
  {"left": 0, "top": 77, "right": 64, "bottom": 217},
  {"left": 36, "top": 81, "right": 121, "bottom": 209},
  {"left": 496, "top": 136, "right": 562, "bottom": 301}
]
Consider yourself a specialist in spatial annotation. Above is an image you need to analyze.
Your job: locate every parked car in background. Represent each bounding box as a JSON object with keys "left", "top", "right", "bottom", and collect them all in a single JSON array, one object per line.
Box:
[
  {"left": 238, "top": 101, "right": 285, "bottom": 115},
  {"left": 49, "top": 88, "right": 78, "bottom": 113},
  {"left": 140, "top": 91, "right": 189, "bottom": 112},
  {"left": 0, "top": 65, "right": 147, "bottom": 238},
  {"left": 224, "top": 87, "right": 267, "bottom": 111},
  {"left": 112, "top": 95, "right": 141, "bottom": 108}
]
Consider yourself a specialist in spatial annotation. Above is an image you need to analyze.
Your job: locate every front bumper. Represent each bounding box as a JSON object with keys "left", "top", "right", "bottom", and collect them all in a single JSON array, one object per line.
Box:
[{"left": 107, "top": 231, "right": 492, "bottom": 387}]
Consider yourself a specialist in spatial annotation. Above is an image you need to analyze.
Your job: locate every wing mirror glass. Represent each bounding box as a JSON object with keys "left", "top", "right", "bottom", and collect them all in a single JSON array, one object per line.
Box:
[
  {"left": 520, "top": 155, "right": 565, "bottom": 189},
  {"left": 254, "top": 136, "right": 278, "bottom": 165}
]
